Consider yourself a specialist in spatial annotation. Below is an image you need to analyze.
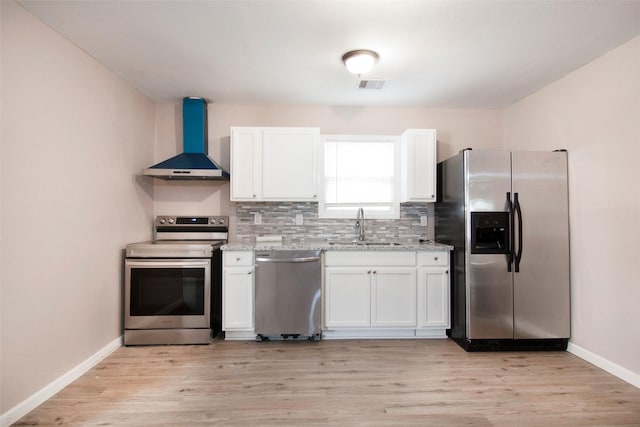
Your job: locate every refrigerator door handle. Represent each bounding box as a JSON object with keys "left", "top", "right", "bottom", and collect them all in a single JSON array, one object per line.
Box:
[
  {"left": 507, "top": 192, "right": 514, "bottom": 272},
  {"left": 514, "top": 192, "right": 523, "bottom": 272}
]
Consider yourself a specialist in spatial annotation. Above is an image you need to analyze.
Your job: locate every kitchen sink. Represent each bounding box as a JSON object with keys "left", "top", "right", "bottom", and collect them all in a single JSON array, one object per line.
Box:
[
  {"left": 362, "top": 242, "right": 403, "bottom": 247},
  {"left": 328, "top": 241, "right": 404, "bottom": 247}
]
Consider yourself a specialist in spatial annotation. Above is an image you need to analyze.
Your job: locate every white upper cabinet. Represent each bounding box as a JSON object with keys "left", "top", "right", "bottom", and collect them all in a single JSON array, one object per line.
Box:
[
  {"left": 262, "top": 128, "right": 318, "bottom": 200},
  {"left": 400, "top": 129, "right": 437, "bottom": 202},
  {"left": 230, "top": 128, "right": 261, "bottom": 200},
  {"left": 230, "top": 127, "right": 320, "bottom": 201}
]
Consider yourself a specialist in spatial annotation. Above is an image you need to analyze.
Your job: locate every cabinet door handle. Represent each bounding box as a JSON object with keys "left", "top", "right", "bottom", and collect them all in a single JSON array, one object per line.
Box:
[
  {"left": 236, "top": 257, "right": 241, "bottom": 261},
  {"left": 367, "top": 270, "right": 372, "bottom": 274},
  {"left": 373, "top": 270, "right": 377, "bottom": 274},
  {"left": 434, "top": 257, "right": 438, "bottom": 261},
  {"left": 252, "top": 194, "right": 257, "bottom": 198},
  {"left": 248, "top": 271, "right": 252, "bottom": 275}
]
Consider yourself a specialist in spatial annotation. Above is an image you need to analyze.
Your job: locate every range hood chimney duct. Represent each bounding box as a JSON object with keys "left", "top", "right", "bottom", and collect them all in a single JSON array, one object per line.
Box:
[{"left": 142, "top": 97, "right": 230, "bottom": 180}]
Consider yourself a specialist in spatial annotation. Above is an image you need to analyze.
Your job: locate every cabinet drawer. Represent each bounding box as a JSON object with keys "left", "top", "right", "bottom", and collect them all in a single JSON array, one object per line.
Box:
[
  {"left": 417, "top": 251, "right": 448, "bottom": 266},
  {"left": 224, "top": 251, "right": 254, "bottom": 266},
  {"left": 324, "top": 251, "right": 416, "bottom": 266}
]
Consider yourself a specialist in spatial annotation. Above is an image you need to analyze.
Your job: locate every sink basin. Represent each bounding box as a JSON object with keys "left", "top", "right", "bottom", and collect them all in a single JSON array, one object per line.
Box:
[
  {"left": 362, "top": 242, "right": 403, "bottom": 247},
  {"left": 327, "top": 241, "right": 359, "bottom": 246},
  {"left": 328, "top": 241, "right": 404, "bottom": 247}
]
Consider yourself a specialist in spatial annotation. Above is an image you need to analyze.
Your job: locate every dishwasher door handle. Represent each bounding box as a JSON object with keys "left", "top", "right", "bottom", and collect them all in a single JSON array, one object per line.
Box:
[{"left": 255, "top": 256, "right": 321, "bottom": 263}]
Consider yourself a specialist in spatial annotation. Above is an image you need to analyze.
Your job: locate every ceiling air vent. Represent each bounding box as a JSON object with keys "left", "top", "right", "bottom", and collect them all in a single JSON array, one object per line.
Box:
[{"left": 358, "top": 79, "right": 387, "bottom": 90}]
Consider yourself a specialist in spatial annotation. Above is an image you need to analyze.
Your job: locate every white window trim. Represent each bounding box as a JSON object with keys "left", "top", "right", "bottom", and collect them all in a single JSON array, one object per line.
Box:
[{"left": 318, "top": 134, "right": 401, "bottom": 219}]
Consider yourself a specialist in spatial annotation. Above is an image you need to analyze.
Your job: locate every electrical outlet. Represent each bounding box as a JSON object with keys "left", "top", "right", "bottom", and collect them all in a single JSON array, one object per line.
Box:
[
  {"left": 295, "top": 213, "right": 303, "bottom": 225},
  {"left": 420, "top": 215, "right": 428, "bottom": 226},
  {"left": 253, "top": 212, "right": 262, "bottom": 225}
]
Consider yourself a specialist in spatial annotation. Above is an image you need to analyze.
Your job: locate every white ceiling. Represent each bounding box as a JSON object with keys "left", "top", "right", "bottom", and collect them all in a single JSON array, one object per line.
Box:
[{"left": 18, "top": 0, "right": 640, "bottom": 109}]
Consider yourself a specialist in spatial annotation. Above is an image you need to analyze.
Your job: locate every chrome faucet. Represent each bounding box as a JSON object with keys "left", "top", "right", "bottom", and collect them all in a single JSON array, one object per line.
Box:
[{"left": 355, "top": 207, "right": 365, "bottom": 241}]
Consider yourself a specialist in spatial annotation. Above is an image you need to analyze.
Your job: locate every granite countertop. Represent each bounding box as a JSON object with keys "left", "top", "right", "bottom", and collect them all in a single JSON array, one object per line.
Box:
[{"left": 221, "top": 239, "right": 452, "bottom": 251}]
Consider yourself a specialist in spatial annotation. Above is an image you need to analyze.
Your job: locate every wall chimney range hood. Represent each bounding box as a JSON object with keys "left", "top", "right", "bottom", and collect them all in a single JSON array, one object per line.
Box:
[{"left": 143, "top": 97, "right": 230, "bottom": 180}]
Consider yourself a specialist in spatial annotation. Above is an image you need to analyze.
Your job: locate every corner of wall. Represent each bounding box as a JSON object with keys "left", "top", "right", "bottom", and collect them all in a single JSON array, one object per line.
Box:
[{"left": 0, "top": 338, "right": 122, "bottom": 427}]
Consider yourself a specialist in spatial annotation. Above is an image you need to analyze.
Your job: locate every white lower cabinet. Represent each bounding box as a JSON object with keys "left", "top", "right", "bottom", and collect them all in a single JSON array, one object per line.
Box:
[
  {"left": 371, "top": 269, "right": 417, "bottom": 327},
  {"left": 222, "top": 249, "right": 450, "bottom": 340},
  {"left": 417, "top": 268, "right": 450, "bottom": 328},
  {"left": 324, "top": 267, "right": 416, "bottom": 329},
  {"left": 222, "top": 251, "right": 255, "bottom": 339},
  {"left": 416, "top": 252, "right": 450, "bottom": 334},
  {"left": 323, "top": 250, "right": 449, "bottom": 338},
  {"left": 324, "top": 268, "right": 371, "bottom": 328}
]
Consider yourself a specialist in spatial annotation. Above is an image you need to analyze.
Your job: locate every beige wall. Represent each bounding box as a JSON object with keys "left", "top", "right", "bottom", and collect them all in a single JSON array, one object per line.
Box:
[
  {"left": 1, "top": 1, "right": 155, "bottom": 414},
  {"left": 153, "top": 104, "right": 504, "bottom": 238},
  {"left": 504, "top": 36, "right": 640, "bottom": 374}
]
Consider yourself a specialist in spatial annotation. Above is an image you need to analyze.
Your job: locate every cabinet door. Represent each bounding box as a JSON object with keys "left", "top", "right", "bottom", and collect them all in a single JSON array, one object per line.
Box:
[
  {"left": 401, "top": 129, "right": 436, "bottom": 202},
  {"left": 417, "top": 267, "right": 450, "bottom": 329},
  {"left": 262, "top": 128, "right": 318, "bottom": 201},
  {"left": 324, "top": 268, "right": 370, "bottom": 328},
  {"left": 230, "top": 127, "right": 261, "bottom": 201},
  {"left": 222, "top": 267, "right": 254, "bottom": 330},
  {"left": 371, "top": 268, "right": 417, "bottom": 327}
]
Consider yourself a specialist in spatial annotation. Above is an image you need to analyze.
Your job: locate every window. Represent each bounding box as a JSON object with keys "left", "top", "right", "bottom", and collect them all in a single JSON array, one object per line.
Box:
[{"left": 319, "top": 135, "right": 400, "bottom": 219}]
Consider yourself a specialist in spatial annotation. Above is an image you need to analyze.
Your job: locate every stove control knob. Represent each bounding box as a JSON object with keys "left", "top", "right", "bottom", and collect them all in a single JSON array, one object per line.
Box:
[
  {"left": 159, "top": 218, "right": 166, "bottom": 224},
  {"left": 210, "top": 218, "right": 217, "bottom": 224},
  {"left": 218, "top": 218, "right": 225, "bottom": 224},
  {"left": 168, "top": 218, "right": 175, "bottom": 224}
]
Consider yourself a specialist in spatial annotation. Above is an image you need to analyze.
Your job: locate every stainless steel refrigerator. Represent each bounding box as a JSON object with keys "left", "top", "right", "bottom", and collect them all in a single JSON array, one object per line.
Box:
[{"left": 435, "top": 149, "right": 570, "bottom": 351}]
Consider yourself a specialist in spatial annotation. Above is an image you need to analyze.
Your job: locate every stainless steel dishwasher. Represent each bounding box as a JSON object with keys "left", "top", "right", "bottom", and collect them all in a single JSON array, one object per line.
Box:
[{"left": 254, "top": 250, "right": 322, "bottom": 341}]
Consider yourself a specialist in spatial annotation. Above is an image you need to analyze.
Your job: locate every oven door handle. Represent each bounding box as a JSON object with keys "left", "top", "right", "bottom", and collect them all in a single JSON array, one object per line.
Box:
[{"left": 125, "top": 260, "right": 211, "bottom": 268}]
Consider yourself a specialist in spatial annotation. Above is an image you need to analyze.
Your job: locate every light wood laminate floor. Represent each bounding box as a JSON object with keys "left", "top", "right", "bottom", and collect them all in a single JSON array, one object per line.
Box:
[{"left": 15, "top": 339, "right": 640, "bottom": 426}]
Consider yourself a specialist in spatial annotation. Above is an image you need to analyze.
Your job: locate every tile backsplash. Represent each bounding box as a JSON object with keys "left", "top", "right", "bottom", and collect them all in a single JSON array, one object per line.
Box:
[{"left": 234, "top": 202, "right": 434, "bottom": 242}]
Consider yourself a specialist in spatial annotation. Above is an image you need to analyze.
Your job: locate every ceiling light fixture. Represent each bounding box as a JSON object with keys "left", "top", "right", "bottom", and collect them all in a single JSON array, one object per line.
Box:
[{"left": 342, "top": 49, "right": 379, "bottom": 76}]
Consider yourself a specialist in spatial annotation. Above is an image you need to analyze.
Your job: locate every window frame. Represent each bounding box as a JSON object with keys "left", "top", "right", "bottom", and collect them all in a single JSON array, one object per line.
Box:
[{"left": 318, "top": 134, "right": 401, "bottom": 219}]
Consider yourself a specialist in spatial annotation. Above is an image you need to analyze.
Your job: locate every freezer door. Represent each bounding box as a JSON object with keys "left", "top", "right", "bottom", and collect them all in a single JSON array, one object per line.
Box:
[
  {"left": 465, "top": 150, "right": 514, "bottom": 339},
  {"left": 511, "top": 151, "right": 570, "bottom": 339}
]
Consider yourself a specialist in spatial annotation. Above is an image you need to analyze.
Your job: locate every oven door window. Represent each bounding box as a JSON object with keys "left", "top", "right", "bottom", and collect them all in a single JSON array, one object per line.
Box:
[
  {"left": 130, "top": 268, "right": 205, "bottom": 316},
  {"left": 125, "top": 259, "right": 211, "bottom": 330}
]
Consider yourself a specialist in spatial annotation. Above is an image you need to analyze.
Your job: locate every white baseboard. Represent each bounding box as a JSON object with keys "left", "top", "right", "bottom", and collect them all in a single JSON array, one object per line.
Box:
[
  {"left": 567, "top": 342, "right": 640, "bottom": 389},
  {"left": 223, "top": 330, "right": 256, "bottom": 340},
  {"left": 323, "top": 328, "right": 448, "bottom": 339},
  {"left": 1, "top": 336, "right": 122, "bottom": 427}
]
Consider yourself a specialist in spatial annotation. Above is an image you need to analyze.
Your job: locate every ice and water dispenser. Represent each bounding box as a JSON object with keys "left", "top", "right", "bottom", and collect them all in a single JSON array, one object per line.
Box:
[{"left": 470, "top": 212, "right": 510, "bottom": 254}]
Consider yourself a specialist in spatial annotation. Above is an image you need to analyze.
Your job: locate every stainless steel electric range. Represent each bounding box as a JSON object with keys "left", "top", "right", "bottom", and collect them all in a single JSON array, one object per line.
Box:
[{"left": 124, "top": 215, "right": 228, "bottom": 345}]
